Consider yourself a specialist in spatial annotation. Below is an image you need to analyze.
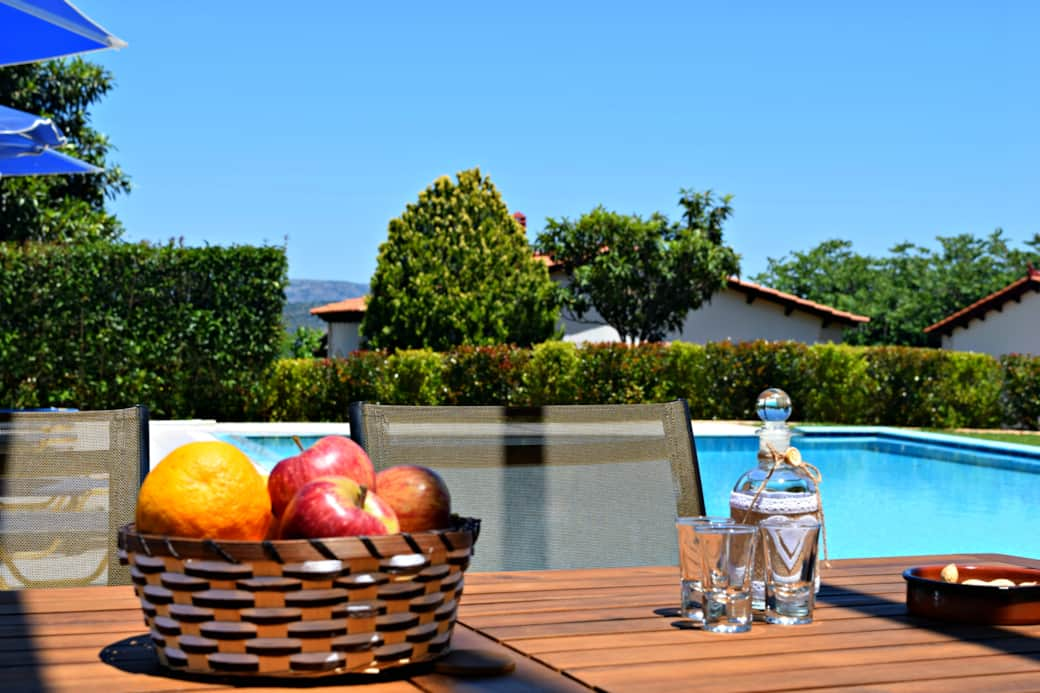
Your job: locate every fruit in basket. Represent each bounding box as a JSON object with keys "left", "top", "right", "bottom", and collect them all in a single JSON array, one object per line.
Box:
[
  {"left": 374, "top": 465, "right": 452, "bottom": 532},
  {"left": 267, "top": 436, "right": 376, "bottom": 517},
  {"left": 278, "top": 476, "right": 399, "bottom": 539},
  {"left": 135, "top": 441, "right": 273, "bottom": 540}
]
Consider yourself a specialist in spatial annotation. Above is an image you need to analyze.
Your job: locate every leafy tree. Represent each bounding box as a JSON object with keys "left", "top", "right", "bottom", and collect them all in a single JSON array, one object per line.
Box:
[
  {"left": 753, "top": 229, "right": 1040, "bottom": 346},
  {"left": 0, "top": 58, "right": 130, "bottom": 242},
  {"left": 535, "top": 189, "right": 740, "bottom": 343},
  {"left": 361, "top": 168, "right": 560, "bottom": 351},
  {"left": 281, "top": 326, "right": 325, "bottom": 358}
]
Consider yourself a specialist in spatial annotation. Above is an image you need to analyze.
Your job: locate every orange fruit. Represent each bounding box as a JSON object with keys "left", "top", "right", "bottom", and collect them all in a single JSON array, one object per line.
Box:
[{"left": 135, "top": 441, "right": 273, "bottom": 540}]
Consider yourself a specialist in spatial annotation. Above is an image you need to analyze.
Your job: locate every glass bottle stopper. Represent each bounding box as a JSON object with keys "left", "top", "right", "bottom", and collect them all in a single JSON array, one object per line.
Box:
[{"left": 756, "top": 387, "right": 792, "bottom": 424}]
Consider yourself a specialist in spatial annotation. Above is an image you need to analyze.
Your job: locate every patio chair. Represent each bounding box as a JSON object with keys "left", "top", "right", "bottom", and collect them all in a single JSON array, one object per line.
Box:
[
  {"left": 349, "top": 400, "right": 705, "bottom": 572},
  {"left": 0, "top": 405, "right": 148, "bottom": 589}
]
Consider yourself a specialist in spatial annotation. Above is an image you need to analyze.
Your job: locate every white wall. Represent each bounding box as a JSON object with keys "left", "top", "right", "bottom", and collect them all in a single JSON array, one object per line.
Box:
[
  {"left": 675, "top": 289, "right": 847, "bottom": 344},
  {"left": 562, "top": 287, "right": 848, "bottom": 344},
  {"left": 328, "top": 321, "right": 362, "bottom": 357},
  {"left": 940, "top": 292, "right": 1040, "bottom": 357}
]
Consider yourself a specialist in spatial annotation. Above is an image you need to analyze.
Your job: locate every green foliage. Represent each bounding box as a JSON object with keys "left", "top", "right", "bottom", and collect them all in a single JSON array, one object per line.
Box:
[
  {"left": 281, "top": 326, "right": 324, "bottom": 358},
  {"left": 382, "top": 350, "right": 444, "bottom": 405},
  {"left": 443, "top": 345, "right": 530, "bottom": 405},
  {"left": 522, "top": 341, "right": 580, "bottom": 405},
  {"left": 537, "top": 189, "right": 740, "bottom": 343},
  {"left": 0, "top": 59, "right": 130, "bottom": 242},
  {"left": 696, "top": 341, "right": 810, "bottom": 420},
  {"left": 361, "top": 168, "right": 560, "bottom": 351},
  {"left": 252, "top": 342, "right": 1040, "bottom": 429},
  {"left": 796, "top": 344, "right": 872, "bottom": 424},
  {"left": 753, "top": 230, "right": 1040, "bottom": 346},
  {"left": 661, "top": 342, "right": 712, "bottom": 416},
  {"left": 252, "top": 358, "right": 328, "bottom": 422},
  {"left": 999, "top": 354, "right": 1040, "bottom": 430},
  {"left": 574, "top": 342, "right": 669, "bottom": 404},
  {"left": 0, "top": 241, "right": 287, "bottom": 418}
]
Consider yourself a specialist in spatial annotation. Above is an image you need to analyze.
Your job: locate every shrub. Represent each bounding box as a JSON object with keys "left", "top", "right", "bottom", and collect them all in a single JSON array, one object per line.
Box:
[
  {"left": 797, "top": 344, "right": 873, "bottom": 424},
  {"left": 574, "top": 343, "right": 670, "bottom": 404},
  {"left": 661, "top": 342, "right": 712, "bottom": 417},
  {"left": 252, "top": 358, "right": 328, "bottom": 422},
  {"left": 522, "top": 341, "right": 580, "bottom": 405},
  {"left": 443, "top": 345, "right": 529, "bottom": 405},
  {"left": 251, "top": 342, "right": 1037, "bottom": 429},
  {"left": 0, "top": 241, "right": 286, "bottom": 419},
  {"left": 696, "top": 341, "right": 810, "bottom": 420},
  {"left": 935, "top": 352, "right": 1003, "bottom": 429},
  {"left": 382, "top": 349, "right": 444, "bottom": 405},
  {"left": 1000, "top": 354, "right": 1040, "bottom": 430}
]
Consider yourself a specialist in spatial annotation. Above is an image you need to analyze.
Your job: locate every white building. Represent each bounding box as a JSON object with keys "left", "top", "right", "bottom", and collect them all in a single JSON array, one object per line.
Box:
[
  {"left": 924, "top": 268, "right": 1040, "bottom": 357},
  {"left": 311, "top": 271, "right": 868, "bottom": 357},
  {"left": 559, "top": 274, "right": 867, "bottom": 345},
  {"left": 310, "top": 296, "right": 365, "bottom": 358}
]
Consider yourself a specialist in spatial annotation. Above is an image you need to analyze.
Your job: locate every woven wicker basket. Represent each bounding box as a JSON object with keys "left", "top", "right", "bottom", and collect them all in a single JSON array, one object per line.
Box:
[{"left": 117, "top": 517, "right": 479, "bottom": 678}]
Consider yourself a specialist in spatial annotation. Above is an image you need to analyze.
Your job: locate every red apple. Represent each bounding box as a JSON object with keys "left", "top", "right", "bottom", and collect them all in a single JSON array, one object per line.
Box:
[
  {"left": 268, "top": 436, "right": 375, "bottom": 517},
  {"left": 374, "top": 465, "right": 452, "bottom": 533},
  {"left": 279, "top": 476, "right": 398, "bottom": 539},
  {"left": 362, "top": 489, "right": 400, "bottom": 534}
]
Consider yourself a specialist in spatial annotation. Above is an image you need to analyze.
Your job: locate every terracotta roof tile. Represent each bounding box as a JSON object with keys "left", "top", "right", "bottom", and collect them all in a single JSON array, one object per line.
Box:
[
  {"left": 310, "top": 296, "right": 367, "bottom": 319},
  {"left": 724, "top": 276, "right": 870, "bottom": 326},
  {"left": 924, "top": 268, "right": 1040, "bottom": 336}
]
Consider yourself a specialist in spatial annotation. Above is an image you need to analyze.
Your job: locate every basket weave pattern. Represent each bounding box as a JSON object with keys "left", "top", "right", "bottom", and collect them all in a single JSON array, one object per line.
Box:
[{"left": 117, "top": 518, "right": 479, "bottom": 677}]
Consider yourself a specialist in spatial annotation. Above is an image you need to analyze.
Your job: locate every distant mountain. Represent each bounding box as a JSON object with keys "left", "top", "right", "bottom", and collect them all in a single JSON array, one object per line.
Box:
[
  {"left": 283, "top": 279, "right": 368, "bottom": 332},
  {"left": 286, "top": 279, "right": 369, "bottom": 304}
]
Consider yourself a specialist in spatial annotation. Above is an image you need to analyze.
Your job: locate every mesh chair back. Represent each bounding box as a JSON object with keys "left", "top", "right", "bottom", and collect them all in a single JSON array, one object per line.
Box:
[
  {"left": 0, "top": 406, "right": 148, "bottom": 589},
  {"left": 350, "top": 400, "right": 704, "bottom": 572}
]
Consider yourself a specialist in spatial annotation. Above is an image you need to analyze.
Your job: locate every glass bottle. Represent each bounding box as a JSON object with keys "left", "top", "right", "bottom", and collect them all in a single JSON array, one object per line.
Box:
[{"left": 729, "top": 388, "right": 821, "bottom": 612}]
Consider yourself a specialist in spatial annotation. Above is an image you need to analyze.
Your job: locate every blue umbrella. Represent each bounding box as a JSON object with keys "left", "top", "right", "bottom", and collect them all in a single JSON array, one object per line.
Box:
[
  {"left": 0, "top": 103, "right": 100, "bottom": 177},
  {"left": 0, "top": 0, "right": 126, "bottom": 66}
]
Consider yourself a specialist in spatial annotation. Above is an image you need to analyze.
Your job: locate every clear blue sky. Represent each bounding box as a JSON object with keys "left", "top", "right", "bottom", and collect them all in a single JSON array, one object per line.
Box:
[{"left": 85, "top": 1, "right": 1038, "bottom": 285}]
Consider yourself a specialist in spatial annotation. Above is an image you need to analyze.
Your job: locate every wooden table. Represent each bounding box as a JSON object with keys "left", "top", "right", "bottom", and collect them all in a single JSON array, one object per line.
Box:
[{"left": 2, "top": 553, "right": 1038, "bottom": 692}]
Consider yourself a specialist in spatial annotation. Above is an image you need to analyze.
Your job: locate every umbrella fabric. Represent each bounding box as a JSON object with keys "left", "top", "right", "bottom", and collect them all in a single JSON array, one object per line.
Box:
[
  {"left": 0, "top": 145, "right": 99, "bottom": 176},
  {"left": 0, "top": 103, "right": 100, "bottom": 176},
  {"left": 0, "top": 0, "right": 126, "bottom": 67}
]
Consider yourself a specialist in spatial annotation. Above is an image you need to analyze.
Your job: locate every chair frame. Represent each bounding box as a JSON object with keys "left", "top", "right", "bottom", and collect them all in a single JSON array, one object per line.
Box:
[
  {"left": 349, "top": 399, "right": 706, "bottom": 520},
  {"left": 0, "top": 405, "right": 149, "bottom": 588}
]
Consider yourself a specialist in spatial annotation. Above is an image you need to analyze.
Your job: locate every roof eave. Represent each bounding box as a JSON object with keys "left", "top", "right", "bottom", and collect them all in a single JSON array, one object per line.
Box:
[{"left": 924, "top": 275, "right": 1040, "bottom": 336}]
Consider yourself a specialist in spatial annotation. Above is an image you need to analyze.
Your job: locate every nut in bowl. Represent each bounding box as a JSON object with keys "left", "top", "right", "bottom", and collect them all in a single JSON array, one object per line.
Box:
[{"left": 903, "top": 564, "right": 1040, "bottom": 625}]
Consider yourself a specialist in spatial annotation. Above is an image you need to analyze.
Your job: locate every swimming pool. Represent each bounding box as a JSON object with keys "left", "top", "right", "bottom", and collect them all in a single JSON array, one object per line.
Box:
[
  {"left": 697, "top": 432, "right": 1039, "bottom": 560},
  {"left": 213, "top": 429, "right": 1040, "bottom": 560}
]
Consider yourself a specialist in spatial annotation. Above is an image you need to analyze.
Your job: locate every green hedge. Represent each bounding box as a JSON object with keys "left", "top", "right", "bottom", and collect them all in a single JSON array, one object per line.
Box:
[
  {"left": 0, "top": 241, "right": 287, "bottom": 419},
  {"left": 250, "top": 342, "right": 1040, "bottom": 429},
  {"left": 2, "top": 244, "right": 1034, "bottom": 429}
]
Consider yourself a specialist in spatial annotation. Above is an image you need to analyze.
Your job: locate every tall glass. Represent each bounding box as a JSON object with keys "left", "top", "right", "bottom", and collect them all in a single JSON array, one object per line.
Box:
[
  {"left": 759, "top": 515, "right": 820, "bottom": 625},
  {"left": 676, "top": 516, "right": 734, "bottom": 623},
  {"left": 695, "top": 523, "right": 757, "bottom": 634}
]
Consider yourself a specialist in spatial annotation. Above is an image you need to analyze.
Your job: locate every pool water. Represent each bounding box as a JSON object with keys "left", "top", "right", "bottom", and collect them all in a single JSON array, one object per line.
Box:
[
  {"left": 215, "top": 431, "right": 1040, "bottom": 560},
  {"left": 218, "top": 434, "right": 323, "bottom": 468},
  {"left": 697, "top": 434, "right": 1040, "bottom": 560}
]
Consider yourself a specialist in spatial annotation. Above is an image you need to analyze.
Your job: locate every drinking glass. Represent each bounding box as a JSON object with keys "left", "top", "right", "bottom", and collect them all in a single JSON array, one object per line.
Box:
[
  {"left": 694, "top": 523, "right": 757, "bottom": 633},
  {"left": 759, "top": 515, "right": 821, "bottom": 625},
  {"left": 676, "top": 516, "right": 734, "bottom": 622}
]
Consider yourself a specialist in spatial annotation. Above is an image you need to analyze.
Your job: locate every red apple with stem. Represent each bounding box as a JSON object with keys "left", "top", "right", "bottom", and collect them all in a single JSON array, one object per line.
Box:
[
  {"left": 268, "top": 435, "right": 376, "bottom": 517},
  {"left": 278, "top": 476, "right": 398, "bottom": 539},
  {"left": 374, "top": 465, "right": 452, "bottom": 533}
]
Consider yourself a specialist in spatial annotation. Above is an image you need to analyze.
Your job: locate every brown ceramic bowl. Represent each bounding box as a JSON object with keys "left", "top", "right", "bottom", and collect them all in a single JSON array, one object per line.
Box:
[{"left": 904, "top": 564, "right": 1040, "bottom": 625}]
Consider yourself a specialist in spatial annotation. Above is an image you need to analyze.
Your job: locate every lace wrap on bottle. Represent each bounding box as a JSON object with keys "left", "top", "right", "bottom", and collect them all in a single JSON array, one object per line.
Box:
[{"left": 729, "top": 490, "right": 819, "bottom": 514}]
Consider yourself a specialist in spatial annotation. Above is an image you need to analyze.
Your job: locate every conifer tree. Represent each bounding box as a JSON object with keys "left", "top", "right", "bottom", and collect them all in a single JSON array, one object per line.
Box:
[{"left": 362, "top": 168, "right": 559, "bottom": 350}]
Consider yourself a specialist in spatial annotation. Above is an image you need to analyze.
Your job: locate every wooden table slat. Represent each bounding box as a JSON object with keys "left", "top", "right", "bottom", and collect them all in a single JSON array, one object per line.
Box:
[{"left": 2, "top": 552, "right": 1038, "bottom": 692}]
